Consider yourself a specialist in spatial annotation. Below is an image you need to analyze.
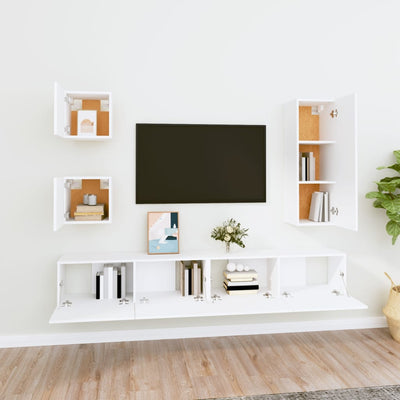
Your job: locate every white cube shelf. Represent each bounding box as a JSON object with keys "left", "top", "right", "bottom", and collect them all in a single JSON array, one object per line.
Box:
[
  {"left": 54, "top": 82, "right": 112, "bottom": 140},
  {"left": 53, "top": 176, "right": 112, "bottom": 231}
]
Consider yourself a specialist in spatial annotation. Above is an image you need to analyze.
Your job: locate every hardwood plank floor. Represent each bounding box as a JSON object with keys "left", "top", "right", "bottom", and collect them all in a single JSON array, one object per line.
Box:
[{"left": 1, "top": 328, "right": 400, "bottom": 399}]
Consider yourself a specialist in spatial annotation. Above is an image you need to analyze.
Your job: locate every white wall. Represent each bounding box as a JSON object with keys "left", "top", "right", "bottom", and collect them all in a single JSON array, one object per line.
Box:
[{"left": 1, "top": 0, "right": 400, "bottom": 339}]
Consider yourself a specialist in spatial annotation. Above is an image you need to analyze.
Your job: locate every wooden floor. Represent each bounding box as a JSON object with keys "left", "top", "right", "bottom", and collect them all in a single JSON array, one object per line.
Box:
[{"left": 1, "top": 328, "right": 400, "bottom": 399}]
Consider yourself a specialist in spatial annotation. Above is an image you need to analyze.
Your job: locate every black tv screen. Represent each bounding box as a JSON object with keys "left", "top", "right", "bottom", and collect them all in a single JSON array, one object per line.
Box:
[{"left": 135, "top": 123, "right": 266, "bottom": 204}]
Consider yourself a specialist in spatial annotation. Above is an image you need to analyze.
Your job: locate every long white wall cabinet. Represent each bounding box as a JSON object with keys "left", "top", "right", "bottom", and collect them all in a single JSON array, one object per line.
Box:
[
  {"left": 53, "top": 176, "right": 112, "bottom": 231},
  {"left": 54, "top": 82, "right": 112, "bottom": 140},
  {"left": 284, "top": 94, "right": 358, "bottom": 230},
  {"left": 49, "top": 248, "right": 367, "bottom": 324}
]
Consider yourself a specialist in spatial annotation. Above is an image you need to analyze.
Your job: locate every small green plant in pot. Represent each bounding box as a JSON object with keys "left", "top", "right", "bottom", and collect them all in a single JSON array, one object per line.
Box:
[{"left": 366, "top": 150, "right": 400, "bottom": 244}]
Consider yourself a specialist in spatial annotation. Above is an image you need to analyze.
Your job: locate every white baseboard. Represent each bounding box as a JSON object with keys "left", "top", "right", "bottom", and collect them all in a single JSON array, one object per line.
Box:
[{"left": 0, "top": 316, "right": 387, "bottom": 348}]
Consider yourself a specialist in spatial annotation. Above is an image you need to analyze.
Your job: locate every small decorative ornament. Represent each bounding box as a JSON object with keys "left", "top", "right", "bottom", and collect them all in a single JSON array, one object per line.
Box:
[
  {"left": 227, "top": 262, "right": 236, "bottom": 272},
  {"left": 88, "top": 194, "right": 97, "bottom": 205},
  {"left": 211, "top": 218, "right": 248, "bottom": 253},
  {"left": 236, "top": 263, "right": 244, "bottom": 272}
]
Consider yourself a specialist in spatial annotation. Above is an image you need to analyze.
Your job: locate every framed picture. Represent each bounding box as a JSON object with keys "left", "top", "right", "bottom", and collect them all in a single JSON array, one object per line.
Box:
[
  {"left": 147, "top": 212, "right": 179, "bottom": 254},
  {"left": 77, "top": 110, "right": 97, "bottom": 136}
]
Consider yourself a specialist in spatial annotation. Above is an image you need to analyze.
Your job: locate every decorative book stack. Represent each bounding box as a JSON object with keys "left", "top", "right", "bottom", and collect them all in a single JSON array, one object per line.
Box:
[
  {"left": 308, "top": 191, "right": 330, "bottom": 222},
  {"left": 299, "top": 151, "right": 316, "bottom": 181},
  {"left": 176, "top": 261, "right": 202, "bottom": 296},
  {"left": 74, "top": 204, "right": 105, "bottom": 221},
  {"left": 95, "top": 264, "right": 126, "bottom": 300},
  {"left": 223, "top": 269, "right": 259, "bottom": 295}
]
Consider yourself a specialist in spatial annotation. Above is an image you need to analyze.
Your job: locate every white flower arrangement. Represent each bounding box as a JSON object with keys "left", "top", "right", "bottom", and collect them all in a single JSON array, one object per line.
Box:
[{"left": 211, "top": 218, "right": 248, "bottom": 251}]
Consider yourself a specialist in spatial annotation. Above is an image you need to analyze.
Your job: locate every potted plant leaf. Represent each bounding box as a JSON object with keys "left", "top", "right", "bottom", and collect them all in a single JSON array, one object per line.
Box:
[{"left": 366, "top": 150, "right": 400, "bottom": 245}]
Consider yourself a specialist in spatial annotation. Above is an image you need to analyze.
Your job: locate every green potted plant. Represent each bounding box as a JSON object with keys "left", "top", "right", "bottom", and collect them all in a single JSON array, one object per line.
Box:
[{"left": 365, "top": 150, "right": 400, "bottom": 244}]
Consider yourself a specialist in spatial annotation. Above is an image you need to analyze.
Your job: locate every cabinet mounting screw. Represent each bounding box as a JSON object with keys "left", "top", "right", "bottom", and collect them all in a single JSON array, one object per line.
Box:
[
  {"left": 139, "top": 297, "right": 149, "bottom": 304},
  {"left": 194, "top": 295, "right": 204, "bottom": 302},
  {"left": 330, "top": 109, "right": 338, "bottom": 118},
  {"left": 211, "top": 294, "right": 222, "bottom": 303},
  {"left": 263, "top": 291, "right": 272, "bottom": 299},
  {"left": 119, "top": 298, "right": 130, "bottom": 305},
  {"left": 61, "top": 300, "right": 72, "bottom": 307}
]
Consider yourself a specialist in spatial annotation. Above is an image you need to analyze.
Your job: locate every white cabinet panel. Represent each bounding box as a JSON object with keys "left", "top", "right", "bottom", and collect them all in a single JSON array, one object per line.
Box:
[{"left": 50, "top": 249, "right": 367, "bottom": 324}]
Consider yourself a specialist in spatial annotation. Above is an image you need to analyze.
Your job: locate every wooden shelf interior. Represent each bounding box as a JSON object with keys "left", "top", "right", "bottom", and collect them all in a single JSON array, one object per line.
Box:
[
  {"left": 70, "top": 99, "right": 109, "bottom": 136},
  {"left": 299, "top": 184, "right": 320, "bottom": 220},
  {"left": 299, "top": 106, "right": 320, "bottom": 219},
  {"left": 70, "top": 179, "right": 109, "bottom": 219}
]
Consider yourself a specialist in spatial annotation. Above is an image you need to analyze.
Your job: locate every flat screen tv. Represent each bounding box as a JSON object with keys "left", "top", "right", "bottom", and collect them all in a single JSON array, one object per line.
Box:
[{"left": 135, "top": 123, "right": 266, "bottom": 204}]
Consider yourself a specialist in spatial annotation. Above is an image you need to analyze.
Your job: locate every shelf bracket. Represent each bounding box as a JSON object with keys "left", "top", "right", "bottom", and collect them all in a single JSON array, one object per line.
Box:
[
  {"left": 211, "top": 294, "right": 222, "bottom": 303},
  {"left": 64, "top": 95, "right": 73, "bottom": 105},
  {"left": 61, "top": 300, "right": 72, "bottom": 307},
  {"left": 64, "top": 125, "right": 71, "bottom": 134}
]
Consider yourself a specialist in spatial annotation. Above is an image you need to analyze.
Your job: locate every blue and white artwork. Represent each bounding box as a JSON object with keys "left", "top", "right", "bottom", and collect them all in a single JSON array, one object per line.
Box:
[{"left": 148, "top": 212, "right": 179, "bottom": 254}]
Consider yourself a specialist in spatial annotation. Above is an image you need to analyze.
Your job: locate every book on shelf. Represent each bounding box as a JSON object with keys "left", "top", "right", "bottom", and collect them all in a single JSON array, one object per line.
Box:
[
  {"left": 74, "top": 214, "right": 104, "bottom": 221},
  {"left": 103, "top": 265, "right": 113, "bottom": 299},
  {"left": 225, "top": 289, "right": 259, "bottom": 295},
  {"left": 74, "top": 211, "right": 104, "bottom": 216},
  {"left": 96, "top": 272, "right": 104, "bottom": 300},
  {"left": 184, "top": 267, "right": 189, "bottom": 296},
  {"left": 98, "top": 264, "right": 126, "bottom": 300},
  {"left": 192, "top": 261, "right": 202, "bottom": 296},
  {"left": 309, "top": 191, "right": 330, "bottom": 222},
  {"left": 120, "top": 264, "right": 126, "bottom": 298},
  {"left": 223, "top": 282, "right": 259, "bottom": 291},
  {"left": 223, "top": 279, "right": 258, "bottom": 287},
  {"left": 299, "top": 152, "right": 315, "bottom": 181},
  {"left": 113, "top": 267, "right": 118, "bottom": 298},
  {"left": 76, "top": 204, "right": 105, "bottom": 213},
  {"left": 223, "top": 270, "right": 258, "bottom": 280},
  {"left": 176, "top": 260, "right": 202, "bottom": 297}
]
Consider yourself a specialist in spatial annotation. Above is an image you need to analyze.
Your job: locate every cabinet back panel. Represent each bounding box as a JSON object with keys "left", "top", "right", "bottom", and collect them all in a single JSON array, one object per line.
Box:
[
  {"left": 136, "top": 261, "right": 175, "bottom": 292},
  {"left": 299, "top": 106, "right": 319, "bottom": 140},
  {"left": 299, "top": 184, "right": 320, "bottom": 220},
  {"left": 70, "top": 179, "right": 109, "bottom": 218},
  {"left": 64, "top": 264, "right": 92, "bottom": 294}
]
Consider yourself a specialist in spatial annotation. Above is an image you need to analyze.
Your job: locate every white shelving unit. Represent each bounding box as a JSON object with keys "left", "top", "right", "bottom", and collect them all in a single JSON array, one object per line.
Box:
[
  {"left": 49, "top": 248, "right": 367, "bottom": 324},
  {"left": 54, "top": 82, "right": 112, "bottom": 140},
  {"left": 53, "top": 176, "right": 112, "bottom": 231},
  {"left": 284, "top": 95, "right": 358, "bottom": 230}
]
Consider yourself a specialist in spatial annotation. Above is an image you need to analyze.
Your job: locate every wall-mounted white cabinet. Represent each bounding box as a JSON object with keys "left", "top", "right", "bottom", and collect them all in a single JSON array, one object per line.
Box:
[
  {"left": 284, "top": 94, "right": 358, "bottom": 230},
  {"left": 54, "top": 82, "right": 112, "bottom": 140},
  {"left": 53, "top": 176, "right": 112, "bottom": 231},
  {"left": 49, "top": 248, "right": 366, "bottom": 324}
]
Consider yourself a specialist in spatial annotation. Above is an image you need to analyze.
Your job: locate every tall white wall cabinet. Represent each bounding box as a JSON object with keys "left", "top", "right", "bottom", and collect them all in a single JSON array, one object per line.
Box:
[
  {"left": 284, "top": 94, "right": 358, "bottom": 230},
  {"left": 54, "top": 82, "right": 112, "bottom": 140},
  {"left": 49, "top": 248, "right": 367, "bottom": 324}
]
